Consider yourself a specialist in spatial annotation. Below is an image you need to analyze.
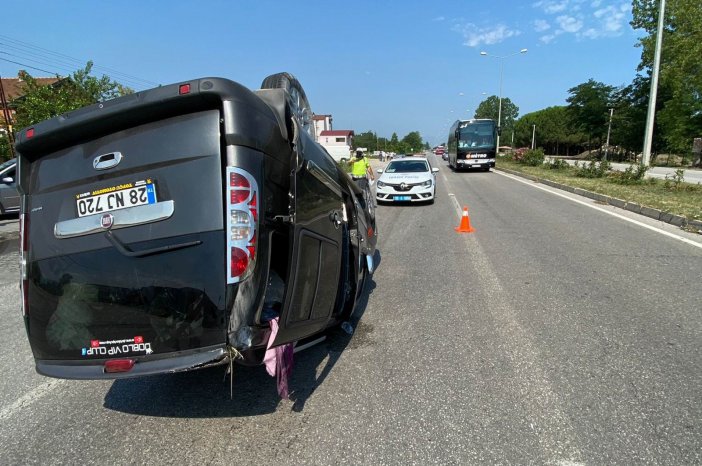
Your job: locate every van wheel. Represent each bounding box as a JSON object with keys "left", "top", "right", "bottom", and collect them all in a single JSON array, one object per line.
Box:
[{"left": 260, "top": 72, "right": 314, "bottom": 138}]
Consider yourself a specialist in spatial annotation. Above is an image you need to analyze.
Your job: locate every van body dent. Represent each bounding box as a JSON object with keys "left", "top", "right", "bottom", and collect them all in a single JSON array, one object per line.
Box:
[{"left": 15, "top": 74, "right": 376, "bottom": 380}]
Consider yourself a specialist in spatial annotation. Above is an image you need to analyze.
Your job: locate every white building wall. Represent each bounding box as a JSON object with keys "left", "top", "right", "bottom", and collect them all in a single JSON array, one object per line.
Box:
[{"left": 313, "top": 115, "right": 332, "bottom": 141}]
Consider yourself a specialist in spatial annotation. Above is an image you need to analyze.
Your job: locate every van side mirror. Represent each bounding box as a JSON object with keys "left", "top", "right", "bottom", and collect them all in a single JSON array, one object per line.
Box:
[
  {"left": 376, "top": 169, "right": 383, "bottom": 174},
  {"left": 2, "top": 177, "right": 13, "bottom": 184},
  {"left": 496, "top": 126, "right": 502, "bottom": 136}
]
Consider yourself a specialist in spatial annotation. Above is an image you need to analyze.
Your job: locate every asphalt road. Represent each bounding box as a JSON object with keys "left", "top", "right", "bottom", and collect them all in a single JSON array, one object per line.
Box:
[{"left": 1, "top": 156, "right": 700, "bottom": 465}]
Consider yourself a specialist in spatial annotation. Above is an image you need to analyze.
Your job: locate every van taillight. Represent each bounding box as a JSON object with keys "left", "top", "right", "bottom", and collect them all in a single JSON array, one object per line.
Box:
[
  {"left": 104, "top": 359, "right": 135, "bottom": 373},
  {"left": 19, "top": 213, "right": 29, "bottom": 316},
  {"left": 226, "top": 168, "right": 258, "bottom": 284}
]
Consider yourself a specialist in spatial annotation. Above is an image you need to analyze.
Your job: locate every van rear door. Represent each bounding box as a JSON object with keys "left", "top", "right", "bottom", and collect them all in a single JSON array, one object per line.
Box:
[
  {"left": 20, "top": 109, "right": 228, "bottom": 365},
  {"left": 271, "top": 134, "right": 345, "bottom": 345}
]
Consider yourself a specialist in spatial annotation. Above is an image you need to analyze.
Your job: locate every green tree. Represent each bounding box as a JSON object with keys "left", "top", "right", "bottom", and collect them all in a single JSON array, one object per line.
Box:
[
  {"left": 515, "top": 106, "right": 584, "bottom": 155},
  {"left": 631, "top": 0, "right": 702, "bottom": 155},
  {"left": 475, "top": 95, "right": 519, "bottom": 133},
  {"left": 566, "top": 79, "right": 615, "bottom": 152},
  {"left": 353, "top": 131, "right": 378, "bottom": 152},
  {"left": 608, "top": 76, "right": 669, "bottom": 160},
  {"left": 401, "top": 131, "right": 423, "bottom": 153},
  {"left": 12, "top": 62, "right": 133, "bottom": 130},
  {"left": 389, "top": 132, "right": 400, "bottom": 152},
  {"left": 0, "top": 135, "right": 11, "bottom": 160}
]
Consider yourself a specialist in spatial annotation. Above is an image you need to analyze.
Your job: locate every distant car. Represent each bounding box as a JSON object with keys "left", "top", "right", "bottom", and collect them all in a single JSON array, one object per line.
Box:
[
  {"left": 0, "top": 158, "right": 19, "bottom": 215},
  {"left": 376, "top": 158, "right": 439, "bottom": 204}
]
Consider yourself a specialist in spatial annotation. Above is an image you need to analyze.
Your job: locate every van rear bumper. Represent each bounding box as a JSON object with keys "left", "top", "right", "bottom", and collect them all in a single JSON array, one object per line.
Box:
[{"left": 35, "top": 345, "right": 228, "bottom": 380}]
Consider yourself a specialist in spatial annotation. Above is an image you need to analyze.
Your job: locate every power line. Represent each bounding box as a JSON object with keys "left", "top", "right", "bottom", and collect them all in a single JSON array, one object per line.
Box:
[
  {"left": 0, "top": 57, "right": 59, "bottom": 76},
  {"left": 0, "top": 34, "right": 158, "bottom": 86},
  {"left": 0, "top": 34, "right": 159, "bottom": 88},
  {"left": 0, "top": 43, "right": 82, "bottom": 75}
]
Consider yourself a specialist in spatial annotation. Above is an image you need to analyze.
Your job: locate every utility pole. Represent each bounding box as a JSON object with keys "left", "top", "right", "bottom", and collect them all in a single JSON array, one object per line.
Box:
[
  {"left": 531, "top": 124, "right": 536, "bottom": 150},
  {"left": 641, "top": 0, "right": 666, "bottom": 167},
  {"left": 604, "top": 108, "right": 614, "bottom": 161}
]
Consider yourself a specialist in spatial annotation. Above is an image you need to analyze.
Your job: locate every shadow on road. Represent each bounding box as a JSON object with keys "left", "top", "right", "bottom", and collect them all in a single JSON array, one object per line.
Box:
[{"left": 103, "top": 251, "right": 380, "bottom": 418}]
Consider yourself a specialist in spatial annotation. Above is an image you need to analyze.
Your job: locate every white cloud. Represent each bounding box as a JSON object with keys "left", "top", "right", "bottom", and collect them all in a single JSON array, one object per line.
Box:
[
  {"left": 533, "top": 0, "right": 569, "bottom": 14},
  {"left": 556, "top": 15, "right": 584, "bottom": 33},
  {"left": 451, "top": 23, "right": 521, "bottom": 47},
  {"left": 533, "top": 1, "right": 631, "bottom": 43},
  {"left": 433, "top": 16, "right": 445, "bottom": 22},
  {"left": 540, "top": 34, "right": 557, "bottom": 44},
  {"left": 534, "top": 19, "right": 551, "bottom": 32}
]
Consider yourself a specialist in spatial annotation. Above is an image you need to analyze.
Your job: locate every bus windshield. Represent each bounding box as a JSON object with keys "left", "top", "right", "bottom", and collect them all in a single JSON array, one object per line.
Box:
[{"left": 458, "top": 122, "right": 495, "bottom": 149}]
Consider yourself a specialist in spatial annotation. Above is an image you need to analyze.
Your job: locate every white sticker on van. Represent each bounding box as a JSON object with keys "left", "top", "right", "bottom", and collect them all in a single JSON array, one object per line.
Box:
[{"left": 81, "top": 336, "right": 153, "bottom": 357}]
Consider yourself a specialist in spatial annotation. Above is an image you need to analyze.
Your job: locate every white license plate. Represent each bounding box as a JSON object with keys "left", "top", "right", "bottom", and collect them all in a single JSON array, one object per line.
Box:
[
  {"left": 76, "top": 181, "right": 157, "bottom": 217},
  {"left": 472, "top": 164, "right": 481, "bottom": 168}
]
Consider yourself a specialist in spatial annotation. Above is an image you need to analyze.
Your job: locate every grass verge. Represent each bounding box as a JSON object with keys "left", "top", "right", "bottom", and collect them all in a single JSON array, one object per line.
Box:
[{"left": 497, "top": 157, "right": 702, "bottom": 222}]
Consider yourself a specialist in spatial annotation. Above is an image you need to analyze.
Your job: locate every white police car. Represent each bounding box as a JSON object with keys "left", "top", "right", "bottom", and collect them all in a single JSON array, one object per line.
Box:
[{"left": 376, "top": 157, "right": 439, "bottom": 204}]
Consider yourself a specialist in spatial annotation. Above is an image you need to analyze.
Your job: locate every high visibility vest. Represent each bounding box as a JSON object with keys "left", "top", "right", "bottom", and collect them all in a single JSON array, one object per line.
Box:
[{"left": 351, "top": 157, "right": 369, "bottom": 177}]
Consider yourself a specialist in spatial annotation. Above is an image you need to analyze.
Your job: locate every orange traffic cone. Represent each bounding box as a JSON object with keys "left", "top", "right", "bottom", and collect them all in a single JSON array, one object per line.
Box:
[{"left": 455, "top": 206, "right": 475, "bottom": 233}]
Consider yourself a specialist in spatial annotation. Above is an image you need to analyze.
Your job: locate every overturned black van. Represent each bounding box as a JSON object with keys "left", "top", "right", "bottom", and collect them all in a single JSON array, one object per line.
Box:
[{"left": 15, "top": 73, "right": 376, "bottom": 379}]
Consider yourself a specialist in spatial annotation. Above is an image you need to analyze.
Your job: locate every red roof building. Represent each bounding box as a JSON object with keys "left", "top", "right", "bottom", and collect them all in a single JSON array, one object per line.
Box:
[
  {"left": 0, "top": 73, "right": 61, "bottom": 129},
  {"left": 319, "top": 130, "right": 354, "bottom": 138},
  {"left": 313, "top": 114, "right": 332, "bottom": 141}
]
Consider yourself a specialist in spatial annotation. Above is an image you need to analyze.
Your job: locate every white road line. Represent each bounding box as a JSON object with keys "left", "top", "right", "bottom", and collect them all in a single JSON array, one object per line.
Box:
[
  {"left": 440, "top": 171, "right": 449, "bottom": 185},
  {"left": 0, "top": 379, "right": 65, "bottom": 421},
  {"left": 495, "top": 170, "right": 702, "bottom": 250}
]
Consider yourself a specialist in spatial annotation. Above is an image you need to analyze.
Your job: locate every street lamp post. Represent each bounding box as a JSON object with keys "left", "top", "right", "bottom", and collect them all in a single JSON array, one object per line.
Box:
[
  {"left": 641, "top": 0, "right": 666, "bottom": 167},
  {"left": 480, "top": 49, "right": 527, "bottom": 154},
  {"left": 604, "top": 108, "right": 614, "bottom": 161},
  {"left": 531, "top": 124, "right": 536, "bottom": 150}
]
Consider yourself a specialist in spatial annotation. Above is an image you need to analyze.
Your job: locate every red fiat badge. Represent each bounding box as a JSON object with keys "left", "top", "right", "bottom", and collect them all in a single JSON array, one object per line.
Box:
[{"left": 100, "top": 213, "right": 114, "bottom": 229}]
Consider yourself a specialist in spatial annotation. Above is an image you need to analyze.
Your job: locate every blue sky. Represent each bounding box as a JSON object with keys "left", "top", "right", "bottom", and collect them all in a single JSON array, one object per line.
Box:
[{"left": 1, "top": 0, "right": 643, "bottom": 146}]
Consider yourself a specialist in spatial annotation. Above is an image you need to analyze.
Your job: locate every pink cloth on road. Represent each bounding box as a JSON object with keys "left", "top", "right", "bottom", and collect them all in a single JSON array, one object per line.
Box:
[
  {"left": 263, "top": 317, "right": 294, "bottom": 399},
  {"left": 264, "top": 318, "right": 280, "bottom": 376}
]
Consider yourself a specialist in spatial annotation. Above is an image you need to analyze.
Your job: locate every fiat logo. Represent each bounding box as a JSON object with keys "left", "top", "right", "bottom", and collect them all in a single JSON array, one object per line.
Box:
[{"left": 100, "top": 213, "right": 114, "bottom": 229}]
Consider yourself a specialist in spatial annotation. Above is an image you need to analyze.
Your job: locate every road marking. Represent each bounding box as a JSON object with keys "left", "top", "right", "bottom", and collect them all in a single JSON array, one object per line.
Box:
[
  {"left": 442, "top": 162, "right": 588, "bottom": 462},
  {"left": 0, "top": 379, "right": 65, "bottom": 421},
  {"left": 495, "top": 170, "right": 702, "bottom": 250},
  {"left": 454, "top": 216, "right": 585, "bottom": 463}
]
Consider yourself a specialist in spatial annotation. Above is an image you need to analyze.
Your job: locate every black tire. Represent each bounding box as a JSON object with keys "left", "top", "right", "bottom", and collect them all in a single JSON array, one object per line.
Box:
[{"left": 260, "top": 72, "right": 314, "bottom": 138}]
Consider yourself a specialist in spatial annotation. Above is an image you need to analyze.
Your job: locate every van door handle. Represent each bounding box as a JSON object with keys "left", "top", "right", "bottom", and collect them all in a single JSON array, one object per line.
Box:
[
  {"left": 329, "top": 210, "right": 342, "bottom": 228},
  {"left": 93, "top": 152, "right": 123, "bottom": 170}
]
